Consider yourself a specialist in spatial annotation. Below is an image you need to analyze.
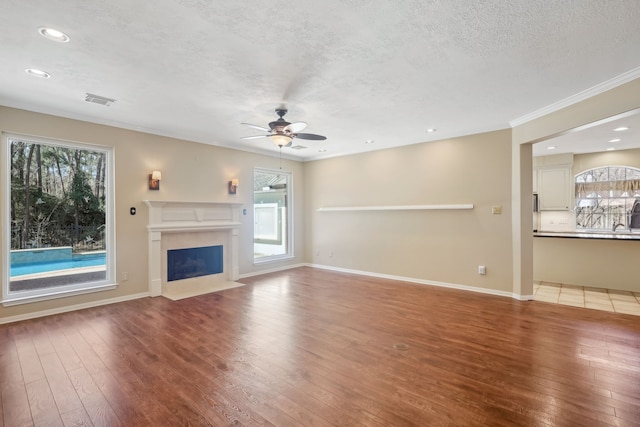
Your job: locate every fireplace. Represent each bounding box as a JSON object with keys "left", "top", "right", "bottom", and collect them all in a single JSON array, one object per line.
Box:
[
  {"left": 143, "top": 200, "right": 242, "bottom": 297},
  {"left": 167, "top": 245, "right": 223, "bottom": 282}
]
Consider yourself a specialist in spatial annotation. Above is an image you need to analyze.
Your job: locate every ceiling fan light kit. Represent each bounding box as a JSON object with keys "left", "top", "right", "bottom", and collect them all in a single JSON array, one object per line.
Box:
[
  {"left": 242, "top": 108, "right": 326, "bottom": 149},
  {"left": 270, "top": 134, "right": 293, "bottom": 147}
]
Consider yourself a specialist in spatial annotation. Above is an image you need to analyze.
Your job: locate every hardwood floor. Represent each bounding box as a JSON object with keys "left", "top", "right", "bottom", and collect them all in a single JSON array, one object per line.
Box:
[{"left": 2, "top": 267, "right": 640, "bottom": 426}]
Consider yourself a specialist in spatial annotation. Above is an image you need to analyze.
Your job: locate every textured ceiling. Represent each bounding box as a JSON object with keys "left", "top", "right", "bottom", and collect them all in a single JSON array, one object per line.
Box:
[{"left": 1, "top": 0, "right": 640, "bottom": 160}]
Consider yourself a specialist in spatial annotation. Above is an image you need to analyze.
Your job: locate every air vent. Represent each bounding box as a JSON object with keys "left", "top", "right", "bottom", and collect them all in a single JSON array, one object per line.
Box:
[
  {"left": 85, "top": 93, "right": 116, "bottom": 106},
  {"left": 290, "top": 145, "right": 307, "bottom": 150}
]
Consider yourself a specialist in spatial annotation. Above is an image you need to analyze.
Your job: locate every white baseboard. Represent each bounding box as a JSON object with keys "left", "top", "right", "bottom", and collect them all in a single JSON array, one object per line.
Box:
[
  {"left": 239, "top": 263, "right": 307, "bottom": 279},
  {"left": 306, "top": 263, "right": 531, "bottom": 300},
  {"left": 0, "top": 292, "right": 149, "bottom": 325},
  {"left": 1, "top": 265, "right": 534, "bottom": 325}
]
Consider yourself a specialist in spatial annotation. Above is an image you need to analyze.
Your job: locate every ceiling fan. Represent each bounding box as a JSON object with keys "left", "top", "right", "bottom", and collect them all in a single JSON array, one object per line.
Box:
[{"left": 241, "top": 108, "right": 326, "bottom": 147}]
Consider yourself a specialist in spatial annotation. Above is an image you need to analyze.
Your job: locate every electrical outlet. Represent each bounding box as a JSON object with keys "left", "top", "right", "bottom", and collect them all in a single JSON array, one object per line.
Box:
[
  {"left": 478, "top": 265, "right": 486, "bottom": 275},
  {"left": 122, "top": 272, "right": 128, "bottom": 281},
  {"left": 329, "top": 251, "right": 333, "bottom": 258}
]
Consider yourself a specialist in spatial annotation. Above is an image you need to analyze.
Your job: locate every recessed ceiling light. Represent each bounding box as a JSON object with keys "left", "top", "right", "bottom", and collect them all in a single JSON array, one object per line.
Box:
[
  {"left": 608, "top": 138, "right": 621, "bottom": 143},
  {"left": 613, "top": 127, "right": 629, "bottom": 132},
  {"left": 318, "top": 149, "right": 327, "bottom": 153},
  {"left": 426, "top": 128, "right": 437, "bottom": 133},
  {"left": 547, "top": 146, "right": 556, "bottom": 150},
  {"left": 25, "top": 68, "right": 50, "bottom": 78},
  {"left": 38, "top": 27, "right": 70, "bottom": 43},
  {"left": 606, "top": 147, "right": 616, "bottom": 151},
  {"left": 365, "top": 140, "right": 374, "bottom": 144}
]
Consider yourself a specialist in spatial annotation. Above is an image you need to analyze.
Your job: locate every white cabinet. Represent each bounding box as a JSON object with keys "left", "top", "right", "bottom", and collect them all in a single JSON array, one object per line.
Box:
[{"left": 538, "top": 167, "right": 571, "bottom": 210}]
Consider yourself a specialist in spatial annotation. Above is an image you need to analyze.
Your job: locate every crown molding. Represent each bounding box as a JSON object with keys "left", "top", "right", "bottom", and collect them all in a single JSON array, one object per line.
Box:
[{"left": 509, "top": 67, "right": 640, "bottom": 127}]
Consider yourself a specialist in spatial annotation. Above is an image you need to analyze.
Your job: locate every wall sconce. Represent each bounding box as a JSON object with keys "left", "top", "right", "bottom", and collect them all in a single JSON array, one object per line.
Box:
[
  {"left": 149, "top": 170, "right": 162, "bottom": 190},
  {"left": 228, "top": 178, "right": 239, "bottom": 194}
]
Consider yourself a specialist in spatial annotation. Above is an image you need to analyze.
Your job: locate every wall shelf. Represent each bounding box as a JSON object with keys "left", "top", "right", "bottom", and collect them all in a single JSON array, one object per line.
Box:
[{"left": 316, "top": 204, "right": 474, "bottom": 212}]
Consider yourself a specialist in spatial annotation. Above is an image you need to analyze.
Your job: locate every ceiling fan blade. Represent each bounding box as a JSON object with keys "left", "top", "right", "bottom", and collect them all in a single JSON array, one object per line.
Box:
[
  {"left": 241, "top": 135, "right": 270, "bottom": 140},
  {"left": 241, "top": 122, "right": 270, "bottom": 132},
  {"left": 295, "top": 133, "right": 326, "bottom": 141},
  {"left": 284, "top": 122, "right": 307, "bottom": 133}
]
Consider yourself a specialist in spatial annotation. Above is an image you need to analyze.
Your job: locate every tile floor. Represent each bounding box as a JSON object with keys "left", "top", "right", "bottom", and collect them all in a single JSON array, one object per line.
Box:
[{"left": 534, "top": 282, "right": 640, "bottom": 316}]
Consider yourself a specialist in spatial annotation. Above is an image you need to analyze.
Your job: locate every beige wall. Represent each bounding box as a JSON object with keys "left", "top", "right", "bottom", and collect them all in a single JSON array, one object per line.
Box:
[
  {"left": 2, "top": 77, "right": 639, "bottom": 321},
  {"left": 574, "top": 147, "right": 640, "bottom": 173},
  {"left": 0, "top": 106, "right": 305, "bottom": 321},
  {"left": 305, "top": 129, "right": 515, "bottom": 293},
  {"left": 533, "top": 148, "right": 640, "bottom": 291},
  {"left": 515, "top": 78, "right": 640, "bottom": 293},
  {"left": 512, "top": 79, "right": 640, "bottom": 145},
  {"left": 535, "top": 148, "right": 640, "bottom": 232},
  {"left": 534, "top": 237, "right": 639, "bottom": 291}
]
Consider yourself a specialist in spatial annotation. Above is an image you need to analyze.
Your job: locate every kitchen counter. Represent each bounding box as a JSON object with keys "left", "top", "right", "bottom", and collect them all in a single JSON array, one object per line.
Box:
[
  {"left": 534, "top": 233, "right": 639, "bottom": 291},
  {"left": 534, "top": 230, "right": 640, "bottom": 240}
]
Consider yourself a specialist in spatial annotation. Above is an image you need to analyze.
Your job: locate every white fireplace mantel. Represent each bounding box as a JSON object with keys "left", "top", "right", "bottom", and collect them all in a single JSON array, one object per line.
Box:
[{"left": 143, "top": 200, "right": 242, "bottom": 297}]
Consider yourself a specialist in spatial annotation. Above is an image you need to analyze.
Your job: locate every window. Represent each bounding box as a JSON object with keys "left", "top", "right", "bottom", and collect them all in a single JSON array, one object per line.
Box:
[
  {"left": 253, "top": 168, "right": 292, "bottom": 262},
  {"left": 575, "top": 166, "right": 640, "bottom": 230},
  {"left": 2, "top": 134, "right": 115, "bottom": 305}
]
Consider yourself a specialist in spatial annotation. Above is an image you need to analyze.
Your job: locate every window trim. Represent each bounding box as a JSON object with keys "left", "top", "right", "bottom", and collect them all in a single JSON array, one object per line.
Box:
[
  {"left": 1, "top": 133, "right": 117, "bottom": 306},
  {"left": 574, "top": 165, "right": 640, "bottom": 231},
  {"left": 253, "top": 167, "right": 294, "bottom": 264}
]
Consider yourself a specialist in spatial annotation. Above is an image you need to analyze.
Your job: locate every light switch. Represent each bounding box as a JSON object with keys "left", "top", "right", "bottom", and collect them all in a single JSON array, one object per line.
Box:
[{"left": 491, "top": 206, "right": 502, "bottom": 215}]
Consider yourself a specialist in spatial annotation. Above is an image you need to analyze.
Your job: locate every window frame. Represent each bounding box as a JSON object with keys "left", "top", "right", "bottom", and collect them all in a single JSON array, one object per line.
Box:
[
  {"left": 1, "top": 133, "right": 117, "bottom": 306},
  {"left": 574, "top": 165, "right": 640, "bottom": 231},
  {"left": 253, "top": 167, "right": 293, "bottom": 264}
]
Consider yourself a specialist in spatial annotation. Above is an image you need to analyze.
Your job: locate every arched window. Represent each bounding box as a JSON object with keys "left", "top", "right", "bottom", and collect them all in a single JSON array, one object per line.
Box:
[{"left": 575, "top": 166, "right": 640, "bottom": 230}]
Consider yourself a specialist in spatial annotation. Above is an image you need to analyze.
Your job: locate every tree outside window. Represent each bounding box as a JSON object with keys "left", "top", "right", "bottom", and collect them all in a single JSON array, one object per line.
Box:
[
  {"left": 575, "top": 166, "right": 640, "bottom": 230},
  {"left": 4, "top": 135, "right": 114, "bottom": 301}
]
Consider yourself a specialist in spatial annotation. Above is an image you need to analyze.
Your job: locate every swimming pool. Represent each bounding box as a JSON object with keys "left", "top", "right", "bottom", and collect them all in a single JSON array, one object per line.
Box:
[{"left": 11, "top": 253, "right": 106, "bottom": 277}]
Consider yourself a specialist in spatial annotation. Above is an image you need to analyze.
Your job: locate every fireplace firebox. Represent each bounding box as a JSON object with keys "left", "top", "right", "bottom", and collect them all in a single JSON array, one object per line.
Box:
[{"left": 167, "top": 245, "right": 223, "bottom": 282}]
